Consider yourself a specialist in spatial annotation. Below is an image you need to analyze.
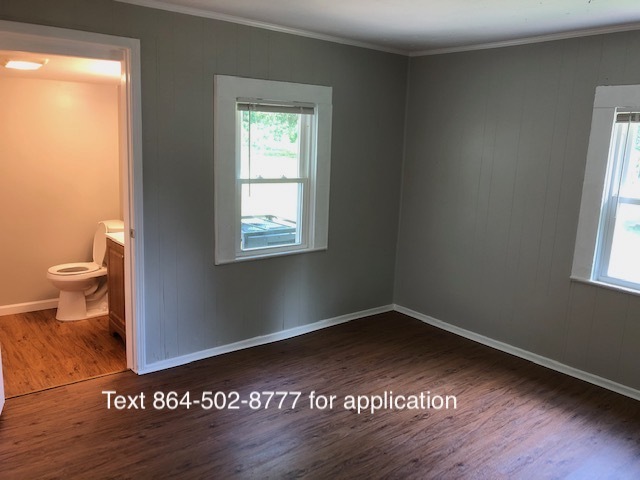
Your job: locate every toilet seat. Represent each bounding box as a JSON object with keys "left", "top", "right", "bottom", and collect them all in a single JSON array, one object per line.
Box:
[{"left": 48, "top": 262, "right": 102, "bottom": 276}]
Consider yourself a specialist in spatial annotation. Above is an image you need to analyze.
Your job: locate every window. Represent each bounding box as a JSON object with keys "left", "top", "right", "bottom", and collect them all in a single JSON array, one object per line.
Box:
[
  {"left": 214, "top": 76, "right": 332, "bottom": 264},
  {"left": 238, "top": 103, "right": 312, "bottom": 251},
  {"left": 572, "top": 85, "right": 640, "bottom": 293},
  {"left": 594, "top": 113, "right": 640, "bottom": 289}
]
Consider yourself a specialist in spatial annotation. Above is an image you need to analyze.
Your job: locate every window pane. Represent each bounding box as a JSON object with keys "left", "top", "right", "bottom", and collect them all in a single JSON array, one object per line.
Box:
[
  {"left": 240, "top": 110, "right": 301, "bottom": 179},
  {"left": 619, "top": 122, "right": 640, "bottom": 200},
  {"left": 241, "top": 183, "right": 302, "bottom": 250},
  {"left": 606, "top": 203, "right": 640, "bottom": 284}
]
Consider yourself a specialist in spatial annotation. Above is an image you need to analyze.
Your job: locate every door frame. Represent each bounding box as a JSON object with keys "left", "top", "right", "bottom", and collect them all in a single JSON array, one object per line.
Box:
[{"left": 0, "top": 20, "right": 145, "bottom": 372}]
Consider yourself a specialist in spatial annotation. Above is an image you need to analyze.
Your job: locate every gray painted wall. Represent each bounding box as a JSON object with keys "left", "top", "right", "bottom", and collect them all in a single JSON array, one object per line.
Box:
[
  {"left": 3, "top": 0, "right": 639, "bottom": 393},
  {"left": 0, "top": 0, "right": 407, "bottom": 364},
  {"left": 396, "top": 32, "right": 640, "bottom": 389}
]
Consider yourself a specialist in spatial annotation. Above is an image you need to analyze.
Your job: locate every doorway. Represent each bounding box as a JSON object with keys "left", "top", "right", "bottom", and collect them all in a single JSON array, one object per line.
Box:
[{"left": 0, "top": 21, "right": 144, "bottom": 385}]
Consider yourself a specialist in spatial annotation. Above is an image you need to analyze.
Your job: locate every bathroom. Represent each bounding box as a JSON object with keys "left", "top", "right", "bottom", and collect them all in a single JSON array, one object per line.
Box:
[{"left": 0, "top": 50, "right": 127, "bottom": 396}]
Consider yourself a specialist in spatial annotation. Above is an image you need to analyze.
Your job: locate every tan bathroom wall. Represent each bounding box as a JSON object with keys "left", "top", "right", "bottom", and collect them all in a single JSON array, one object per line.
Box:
[{"left": 0, "top": 76, "right": 120, "bottom": 308}]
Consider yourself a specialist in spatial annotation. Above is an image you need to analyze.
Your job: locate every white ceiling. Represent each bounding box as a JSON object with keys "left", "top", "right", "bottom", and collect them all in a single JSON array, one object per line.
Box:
[{"left": 119, "top": 0, "right": 640, "bottom": 55}]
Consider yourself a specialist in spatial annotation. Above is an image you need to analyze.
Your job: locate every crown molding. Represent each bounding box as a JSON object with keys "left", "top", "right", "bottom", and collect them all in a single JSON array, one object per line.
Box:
[
  {"left": 410, "top": 21, "right": 640, "bottom": 57},
  {"left": 115, "top": 0, "right": 409, "bottom": 56}
]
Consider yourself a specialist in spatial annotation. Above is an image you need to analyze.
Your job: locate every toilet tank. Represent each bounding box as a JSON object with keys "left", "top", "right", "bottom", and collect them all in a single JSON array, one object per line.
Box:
[{"left": 93, "top": 220, "right": 125, "bottom": 265}]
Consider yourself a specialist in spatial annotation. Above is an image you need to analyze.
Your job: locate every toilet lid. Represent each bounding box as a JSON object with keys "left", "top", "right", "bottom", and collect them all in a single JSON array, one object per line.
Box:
[{"left": 48, "top": 262, "right": 101, "bottom": 276}]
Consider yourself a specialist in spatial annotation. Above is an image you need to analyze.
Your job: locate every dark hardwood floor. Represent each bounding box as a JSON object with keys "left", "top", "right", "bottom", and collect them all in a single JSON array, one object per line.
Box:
[
  {"left": 1, "top": 311, "right": 639, "bottom": 478},
  {"left": 0, "top": 309, "right": 126, "bottom": 397}
]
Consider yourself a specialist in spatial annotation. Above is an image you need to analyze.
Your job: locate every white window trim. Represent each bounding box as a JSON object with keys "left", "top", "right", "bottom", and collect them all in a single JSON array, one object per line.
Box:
[
  {"left": 213, "top": 75, "right": 332, "bottom": 265},
  {"left": 571, "top": 84, "right": 640, "bottom": 295}
]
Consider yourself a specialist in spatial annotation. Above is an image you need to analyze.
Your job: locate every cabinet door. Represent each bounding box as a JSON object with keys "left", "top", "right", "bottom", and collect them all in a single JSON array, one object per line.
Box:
[
  {"left": 0, "top": 345, "right": 5, "bottom": 415},
  {"left": 107, "top": 239, "right": 126, "bottom": 340}
]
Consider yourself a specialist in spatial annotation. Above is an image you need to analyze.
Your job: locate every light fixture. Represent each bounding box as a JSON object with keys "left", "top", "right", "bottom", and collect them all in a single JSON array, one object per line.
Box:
[{"left": 3, "top": 59, "right": 47, "bottom": 70}]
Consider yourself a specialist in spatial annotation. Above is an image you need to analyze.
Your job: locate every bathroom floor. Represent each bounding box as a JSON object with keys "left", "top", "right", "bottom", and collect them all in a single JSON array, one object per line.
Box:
[{"left": 0, "top": 309, "right": 126, "bottom": 397}]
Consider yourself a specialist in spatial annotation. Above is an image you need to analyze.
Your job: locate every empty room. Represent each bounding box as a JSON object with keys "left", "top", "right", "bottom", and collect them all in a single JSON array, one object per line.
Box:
[{"left": 1, "top": 0, "right": 640, "bottom": 478}]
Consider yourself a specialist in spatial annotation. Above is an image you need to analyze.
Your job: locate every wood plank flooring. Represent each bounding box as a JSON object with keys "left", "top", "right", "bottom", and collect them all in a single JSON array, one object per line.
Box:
[
  {"left": 1, "top": 311, "right": 639, "bottom": 478},
  {"left": 0, "top": 309, "right": 126, "bottom": 397}
]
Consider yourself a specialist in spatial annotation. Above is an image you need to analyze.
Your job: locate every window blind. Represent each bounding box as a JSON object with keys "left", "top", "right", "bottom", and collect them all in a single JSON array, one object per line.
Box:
[
  {"left": 615, "top": 112, "right": 640, "bottom": 123},
  {"left": 236, "top": 99, "right": 315, "bottom": 115}
]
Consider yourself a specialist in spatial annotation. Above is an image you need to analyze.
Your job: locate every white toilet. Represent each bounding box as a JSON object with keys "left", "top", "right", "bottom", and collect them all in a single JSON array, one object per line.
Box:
[{"left": 47, "top": 220, "right": 125, "bottom": 321}]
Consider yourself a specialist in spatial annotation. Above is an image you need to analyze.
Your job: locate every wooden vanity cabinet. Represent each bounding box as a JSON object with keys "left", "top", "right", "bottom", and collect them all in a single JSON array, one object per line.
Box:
[
  {"left": 106, "top": 237, "right": 126, "bottom": 341},
  {"left": 0, "top": 344, "right": 5, "bottom": 415}
]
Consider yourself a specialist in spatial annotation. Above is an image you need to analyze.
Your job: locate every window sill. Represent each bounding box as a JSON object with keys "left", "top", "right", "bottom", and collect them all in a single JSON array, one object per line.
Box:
[
  {"left": 569, "top": 275, "right": 640, "bottom": 297},
  {"left": 215, "top": 246, "right": 328, "bottom": 265}
]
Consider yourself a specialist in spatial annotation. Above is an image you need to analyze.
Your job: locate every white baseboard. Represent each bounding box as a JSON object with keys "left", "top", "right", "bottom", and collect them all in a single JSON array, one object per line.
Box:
[
  {"left": 139, "top": 304, "right": 394, "bottom": 374},
  {"left": 0, "top": 299, "right": 58, "bottom": 317},
  {"left": 394, "top": 304, "right": 640, "bottom": 402}
]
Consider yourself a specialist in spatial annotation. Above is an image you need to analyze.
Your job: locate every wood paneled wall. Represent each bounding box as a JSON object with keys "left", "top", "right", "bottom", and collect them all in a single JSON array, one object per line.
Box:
[
  {"left": 0, "top": 0, "right": 407, "bottom": 364},
  {"left": 396, "top": 33, "right": 640, "bottom": 390},
  {"left": 3, "top": 0, "right": 638, "bottom": 394}
]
